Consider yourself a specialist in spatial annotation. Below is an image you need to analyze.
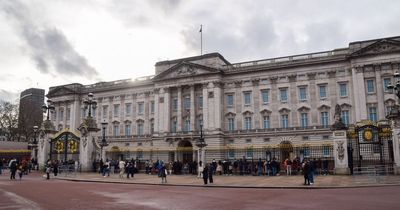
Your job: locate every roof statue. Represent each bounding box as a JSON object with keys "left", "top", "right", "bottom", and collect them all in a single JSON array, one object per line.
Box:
[{"left": 331, "top": 104, "right": 347, "bottom": 130}]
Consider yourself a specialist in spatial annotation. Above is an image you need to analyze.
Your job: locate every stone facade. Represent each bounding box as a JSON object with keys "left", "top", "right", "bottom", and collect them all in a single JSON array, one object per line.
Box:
[{"left": 45, "top": 36, "right": 400, "bottom": 166}]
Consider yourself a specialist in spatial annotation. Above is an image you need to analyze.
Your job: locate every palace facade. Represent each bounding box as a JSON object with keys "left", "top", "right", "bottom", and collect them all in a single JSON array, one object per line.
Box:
[{"left": 46, "top": 36, "right": 400, "bottom": 166}]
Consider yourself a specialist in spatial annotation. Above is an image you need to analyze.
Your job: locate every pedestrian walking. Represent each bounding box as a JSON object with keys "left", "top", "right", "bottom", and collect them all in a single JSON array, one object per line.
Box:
[
  {"left": 17, "top": 165, "right": 23, "bottom": 180},
  {"left": 0, "top": 158, "right": 4, "bottom": 175},
  {"left": 197, "top": 161, "right": 203, "bottom": 178},
  {"left": 9, "top": 159, "right": 17, "bottom": 180},
  {"left": 202, "top": 165, "right": 209, "bottom": 185},
  {"left": 46, "top": 164, "right": 51, "bottom": 180}
]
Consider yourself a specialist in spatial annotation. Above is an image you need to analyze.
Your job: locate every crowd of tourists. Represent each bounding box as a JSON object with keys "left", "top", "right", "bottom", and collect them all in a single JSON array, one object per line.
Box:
[{"left": 0, "top": 158, "right": 39, "bottom": 180}]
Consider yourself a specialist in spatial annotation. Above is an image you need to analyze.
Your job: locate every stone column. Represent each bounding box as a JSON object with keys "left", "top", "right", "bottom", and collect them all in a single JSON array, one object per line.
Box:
[
  {"left": 269, "top": 77, "right": 278, "bottom": 128},
  {"left": 288, "top": 75, "right": 298, "bottom": 127},
  {"left": 352, "top": 67, "right": 367, "bottom": 121},
  {"left": 252, "top": 79, "right": 260, "bottom": 128},
  {"left": 202, "top": 83, "right": 209, "bottom": 130},
  {"left": 234, "top": 81, "right": 243, "bottom": 129},
  {"left": 177, "top": 86, "right": 182, "bottom": 132},
  {"left": 190, "top": 85, "right": 195, "bottom": 131},
  {"left": 333, "top": 130, "right": 350, "bottom": 174},
  {"left": 163, "top": 88, "right": 170, "bottom": 133},
  {"left": 154, "top": 88, "right": 160, "bottom": 134},
  {"left": 307, "top": 73, "right": 317, "bottom": 125},
  {"left": 214, "top": 82, "right": 222, "bottom": 130},
  {"left": 375, "top": 65, "right": 385, "bottom": 120},
  {"left": 392, "top": 128, "right": 400, "bottom": 174},
  {"left": 38, "top": 132, "right": 54, "bottom": 170}
]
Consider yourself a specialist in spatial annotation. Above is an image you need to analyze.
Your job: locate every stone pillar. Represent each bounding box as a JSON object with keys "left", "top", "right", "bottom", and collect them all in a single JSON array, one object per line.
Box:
[
  {"left": 38, "top": 132, "right": 54, "bottom": 170},
  {"left": 177, "top": 86, "right": 182, "bottom": 132},
  {"left": 375, "top": 65, "right": 385, "bottom": 120},
  {"left": 333, "top": 130, "right": 350, "bottom": 175},
  {"left": 352, "top": 67, "right": 367, "bottom": 121},
  {"left": 190, "top": 85, "right": 195, "bottom": 131},
  {"left": 214, "top": 82, "right": 222, "bottom": 130},
  {"left": 202, "top": 83, "right": 209, "bottom": 130},
  {"left": 154, "top": 88, "right": 160, "bottom": 134},
  {"left": 392, "top": 127, "right": 400, "bottom": 174},
  {"left": 79, "top": 131, "right": 97, "bottom": 171},
  {"left": 163, "top": 88, "right": 170, "bottom": 133}
]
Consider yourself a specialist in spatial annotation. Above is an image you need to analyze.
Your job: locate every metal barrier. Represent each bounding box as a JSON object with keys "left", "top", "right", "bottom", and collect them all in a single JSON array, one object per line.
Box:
[{"left": 58, "top": 164, "right": 77, "bottom": 177}]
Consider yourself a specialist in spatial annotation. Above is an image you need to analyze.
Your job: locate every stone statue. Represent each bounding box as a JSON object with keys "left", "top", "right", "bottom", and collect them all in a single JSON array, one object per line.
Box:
[{"left": 331, "top": 104, "right": 347, "bottom": 130}]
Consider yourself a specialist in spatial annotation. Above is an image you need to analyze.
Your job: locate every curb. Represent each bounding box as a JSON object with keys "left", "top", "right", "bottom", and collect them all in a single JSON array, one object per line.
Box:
[{"left": 54, "top": 177, "right": 400, "bottom": 190}]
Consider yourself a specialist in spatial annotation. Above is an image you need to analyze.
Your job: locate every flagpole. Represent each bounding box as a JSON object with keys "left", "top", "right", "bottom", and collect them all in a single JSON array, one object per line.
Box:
[{"left": 200, "top": 24, "right": 203, "bottom": 55}]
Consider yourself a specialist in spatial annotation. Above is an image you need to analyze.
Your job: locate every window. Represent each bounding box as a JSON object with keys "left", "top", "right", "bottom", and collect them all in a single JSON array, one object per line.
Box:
[
  {"left": 125, "top": 103, "right": 132, "bottom": 116},
  {"left": 60, "top": 109, "right": 64, "bottom": 121},
  {"left": 321, "top": 112, "right": 329, "bottom": 128},
  {"left": 261, "top": 90, "right": 269, "bottom": 104},
  {"left": 171, "top": 118, "right": 177, "bottom": 133},
  {"left": 299, "top": 87, "right": 307, "bottom": 101},
  {"left": 383, "top": 78, "right": 391, "bottom": 92},
  {"left": 366, "top": 79, "right": 375, "bottom": 93},
  {"left": 323, "top": 145, "right": 331, "bottom": 157},
  {"left": 341, "top": 110, "right": 349, "bottom": 126},
  {"left": 137, "top": 122, "right": 144, "bottom": 136},
  {"left": 281, "top": 114, "right": 289, "bottom": 128},
  {"left": 244, "top": 92, "right": 252, "bottom": 105},
  {"left": 368, "top": 107, "right": 377, "bottom": 121},
  {"left": 339, "top": 83, "right": 348, "bottom": 97},
  {"left": 150, "top": 120, "right": 154, "bottom": 134},
  {"left": 113, "top": 104, "right": 120, "bottom": 117},
  {"left": 300, "top": 113, "right": 308, "bottom": 128},
  {"left": 319, "top": 85, "right": 327, "bottom": 99},
  {"left": 184, "top": 118, "right": 191, "bottom": 132},
  {"left": 228, "top": 118, "right": 235, "bottom": 131},
  {"left": 66, "top": 108, "right": 71, "bottom": 120},
  {"left": 81, "top": 108, "right": 86, "bottom": 118},
  {"left": 138, "top": 102, "right": 144, "bottom": 115},
  {"left": 385, "top": 105, "right": 392, "bottom": 117},
  {"left": 125, "top": 124, "right": 131, "bottom": 136},
  {"left": 244, "top": 117, "right": 252, "bottom": 130},
  {"left": 102, "top": 106, "right": 108, "bottom": 119},
  {"left": 227, "top": 94, "right": 234, "bottom": 107},
  {"left": 172, "top": 98, "right": 178, "bottom": 110},
  {"left": 198, "top": 96, "right": 203, "bottom": 109},
  {"left": 228, "top": 149, "right": 235, "bottom": 159},
  {"left": 137, "top": 150, "right": 143, "bottom": 159},
  {"left": 113, "top": 124, "right": 120, "bottom": 136},
  {"left": 280, "top": 88, "right": 288, "bottom": 102},
  {"left": 184, "top": 97, "right": 190, "bottom": 110},
  {"left": 246, "top": 147, "right": 253, "bottom": 158},
  {"left": 304, "top": 147, "right": 310, "bottom": 157},
  {"left": 263, "top": 116, "right": 270, "bottom": 129},
  {"left": 150, "top": 101, "right": 155, "bottom": 113}
]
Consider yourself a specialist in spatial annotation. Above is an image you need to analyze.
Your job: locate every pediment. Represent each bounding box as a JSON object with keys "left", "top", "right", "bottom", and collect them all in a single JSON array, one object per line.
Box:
[
  {"left": 47, "top": 86, "right": 77, "bottom": 97},
  {"left": 152, "top": 62, "right": 221, "bottom": 81},
  {"left": 350, "top": 39, "right": 400, "bottom": 57}
]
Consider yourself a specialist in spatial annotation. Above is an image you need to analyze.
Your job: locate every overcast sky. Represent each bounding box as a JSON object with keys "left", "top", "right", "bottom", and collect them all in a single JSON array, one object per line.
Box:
[{"left": 1, "top": 0, "right": 399, "bottom": 102}]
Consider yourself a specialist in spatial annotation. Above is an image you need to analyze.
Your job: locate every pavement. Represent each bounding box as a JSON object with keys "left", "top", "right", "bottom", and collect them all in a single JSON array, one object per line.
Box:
[{"left": 53, "top": 172, "right": 400, "bottom": 189}]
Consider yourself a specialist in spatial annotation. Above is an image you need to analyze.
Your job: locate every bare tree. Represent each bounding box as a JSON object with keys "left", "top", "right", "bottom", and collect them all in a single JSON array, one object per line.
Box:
[{"left": 0, "top": 101, "right": 20, "bottom": 141}]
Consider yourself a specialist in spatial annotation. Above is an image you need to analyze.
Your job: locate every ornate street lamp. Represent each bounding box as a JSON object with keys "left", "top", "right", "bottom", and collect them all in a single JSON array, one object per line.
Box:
[
  {"left": 83, "top": 93, "right": 97, "bottom": 118},
  {"left": 386, "top": 71, "right": 400, "bottom": 121},
  {"left": 196, "top": 123, "right": 207, "bottom": 166},
  {"left": 42, "top": 99, "right": 55, "bottom": 121},
  {"left": 31, "top": 125, "right": 39, "bottom": 163},
  {"left": 100, "top": 120, "right": 109, "bottom": 161}
]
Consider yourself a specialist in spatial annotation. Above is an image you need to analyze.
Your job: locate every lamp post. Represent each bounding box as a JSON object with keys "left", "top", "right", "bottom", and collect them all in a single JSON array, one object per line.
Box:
[
  {"left": 196, "top": 123, "right": 207, "bottom": 167},
  {"left": 83, "top": 93, "right": 97, "bottom": 118},
  {"left": 32, "top": 125, "right": 39, "bottom": 167},
  {"left": 42, "top": 99, "right": 55, "bottom": 120},
  {"left": 100, "top": 120, "right": 109, "bottom": 161},
  {"left": 386, "top": 71, "right": 400, "bottom": 120}
]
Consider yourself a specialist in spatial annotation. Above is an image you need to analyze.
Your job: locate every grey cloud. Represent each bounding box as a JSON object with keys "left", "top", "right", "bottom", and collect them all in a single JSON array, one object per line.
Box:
[
  {"left": 0, "top": 0, "right": 98, "bottom": 78},
  {"left": 0, "top": 89, "right": 18, "bottom": 103}
]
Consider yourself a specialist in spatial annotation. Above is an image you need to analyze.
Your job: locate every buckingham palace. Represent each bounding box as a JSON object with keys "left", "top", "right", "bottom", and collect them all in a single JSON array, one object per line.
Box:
[{"left": 38, "top": 36, "right": 400, "bottom": 172}]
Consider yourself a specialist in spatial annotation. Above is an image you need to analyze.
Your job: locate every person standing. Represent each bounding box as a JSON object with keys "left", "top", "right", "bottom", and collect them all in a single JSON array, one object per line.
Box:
[
  {"left": 202, "top": 164, "right": 209, "bottom": 185},
  {"left": 197, "top": 161, "right": 203, "bottom": 178},
  {"left": 53, "top": 161, "right": 59, "bottom": 177},
  {"left": 17, "top": 164, "right": 23, "bottom": 180},
  {"left": 208, "top": 164, "right": 213, "bottom": 184},
  {"left": 0, "top": 158, "right": 3, "bottom": 175},
  {"left": 160, "top": 163, "right": 167, "bottom": 183},
  {"left": 46, "top": 164, "right": 51, "bottom": 180},
  {"left": 118, "top": 160, "right": 125, "bottom": 178},
  {"left": 303, "top": 160, "right": 310, "bottom": 185}
]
